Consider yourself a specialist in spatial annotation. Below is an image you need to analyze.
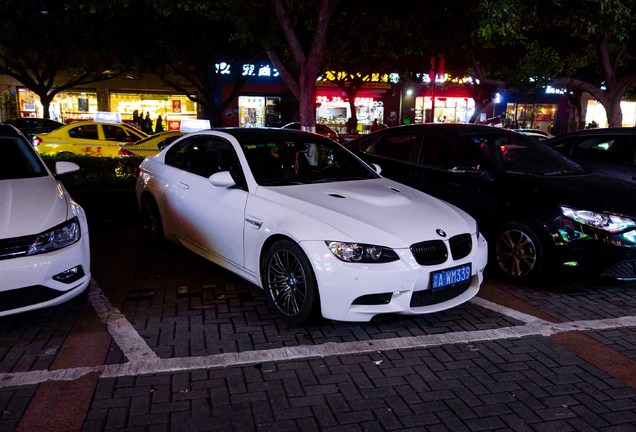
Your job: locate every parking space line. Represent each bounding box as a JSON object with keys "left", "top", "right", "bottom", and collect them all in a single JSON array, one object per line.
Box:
[
  {"left": 470, "top": 297, "right": 550, "bottom": 324},
  {"left": 87, "top": 280, "right": 159, "bottom": 362},
  {"left": 0, "top": 314, "right": 634, "bottom": 389}
]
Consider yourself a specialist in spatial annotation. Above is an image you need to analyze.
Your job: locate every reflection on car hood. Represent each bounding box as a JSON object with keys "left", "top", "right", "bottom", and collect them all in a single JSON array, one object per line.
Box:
[
  {"left": 0, "top": 177, "right": 69, "bottom": 238},
  {"left": 506, "top": 172, "right": 636, "bottom": 215},
  {"left": 258, "top": 178, "right": 476, "bottom": 246}
]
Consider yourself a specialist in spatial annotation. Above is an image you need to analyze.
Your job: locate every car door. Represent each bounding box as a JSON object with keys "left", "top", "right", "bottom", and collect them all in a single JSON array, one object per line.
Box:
[
  {"left": 66, "top": 123, "right": 103, "bottom": 155},
  {"left": 170, "top": 135, "right": 248, "bottom": 268}
]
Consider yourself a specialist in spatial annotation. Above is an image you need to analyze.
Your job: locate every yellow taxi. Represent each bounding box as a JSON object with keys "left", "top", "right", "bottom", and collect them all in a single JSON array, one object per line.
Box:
[
  {"left": 33, "top": 114, "right": 148, "bottom": 157},
  {"left": 119, "top": 131, "right": 185, "bottom": 157}
]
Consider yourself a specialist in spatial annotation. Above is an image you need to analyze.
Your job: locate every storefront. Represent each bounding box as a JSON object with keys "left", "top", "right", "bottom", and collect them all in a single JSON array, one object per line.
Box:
[
  {"left": 585, "top": 99, "right": 636, "bottom": 128},
  {"left": 237, "top": 95, "right": 282, "bottom": 127},
  {"left": 414, "top": 96, "right": 475, "bottom": 124},
  {"left": 315, "top": 94, "right": 384, "bottom": 133},
  {"left": 109, "top": 92, "right": 198, "bottom": 131},
  {"left": 16, "top": 87, "right": 199, "bottom": 130},
  {"left": 17, "top": 88, "right": 97, "bottom": 122}
]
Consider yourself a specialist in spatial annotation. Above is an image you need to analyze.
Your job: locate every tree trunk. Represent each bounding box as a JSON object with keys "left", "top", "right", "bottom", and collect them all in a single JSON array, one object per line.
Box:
[
  {"left": 603, "top": 97, "right": 623, "bottom": 127},
  {"left": 39, "top": 93, "right": 53, "bottom": 119}
]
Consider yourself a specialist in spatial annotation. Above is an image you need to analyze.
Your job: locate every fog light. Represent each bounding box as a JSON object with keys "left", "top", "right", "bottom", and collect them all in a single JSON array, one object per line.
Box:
[{"left": 53, "top": 265, "right": 85, "bottom": 283}]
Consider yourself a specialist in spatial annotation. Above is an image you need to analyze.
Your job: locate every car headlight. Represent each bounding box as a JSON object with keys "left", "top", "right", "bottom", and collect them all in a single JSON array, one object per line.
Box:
[
  {"left": 560, "top": 206, "right": 636, "bottom": 233},
  {"left": 326, "top": 241, "right": 399, "bottom": 263},
  {"left": 28, "top": 217, "right": 81, "bottom": 255}
]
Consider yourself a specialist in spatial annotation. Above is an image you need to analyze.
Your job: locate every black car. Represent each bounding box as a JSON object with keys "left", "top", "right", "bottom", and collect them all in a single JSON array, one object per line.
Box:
[
  {"left": 547, "top": 127, "right": 636, "bottom": 186},
  {"left": 3, "top": 117, "right": 64, "bottom": 143},
  {"left": 346, "top": 124, "right": 636, "bottom": 283}
]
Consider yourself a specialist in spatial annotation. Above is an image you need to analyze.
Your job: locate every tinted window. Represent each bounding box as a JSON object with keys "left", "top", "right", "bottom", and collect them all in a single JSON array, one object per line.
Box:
[
  {"left": 570, "top": 136, "right": 627, "bottom": 164},
  {"left": 68, "top": 124, "right": 98, "bottom": 140},
  {"left": 0, "top": 136, "right": 47, "bottom": 180},
  {"left": 165, "top": 136, "right": 240, "bottom": 179},
  {"left": 103, "top": 125, "right": 131, "bottom": 141},
  {"left": 242, "top": 137, "right": 376, "bottom": 185},
  {"left": 465, "top": 132, "right": 583, "bottom": 175},
  {"left": 421, "top": 134, "right": 480, "bottom": 170},
  {"left": 366, "top": 133, "right": 421, "bottom": 162}
]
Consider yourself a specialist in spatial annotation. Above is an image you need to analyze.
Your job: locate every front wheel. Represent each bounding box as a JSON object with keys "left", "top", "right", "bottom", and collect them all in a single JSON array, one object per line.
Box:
[
  {"left": 493, "top": 221, "right": 547, "bottom": 284},
  {"left": 262, "top": 239, "right": 320, "bottom": 325}
]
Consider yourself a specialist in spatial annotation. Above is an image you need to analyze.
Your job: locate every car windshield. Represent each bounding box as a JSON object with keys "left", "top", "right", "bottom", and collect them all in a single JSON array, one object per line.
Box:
[
  {"left": 465, "top": 132, "right": 585, "bottom": 175},
  {"left": 0, "top": 136, "right": 48, "bottom": 180},
  {"left": 241, "top": 137, "right": 378, "bottom": 185}
]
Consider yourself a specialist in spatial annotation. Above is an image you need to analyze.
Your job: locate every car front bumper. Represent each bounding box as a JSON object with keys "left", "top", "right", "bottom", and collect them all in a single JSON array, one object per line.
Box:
[
  {"left": 0, "top": 234, "right": 91, "bottom": 317},
  {"left": 548, "top": 217, "right": 636, "bottom": 280},
  {"left": 300, "top": 233, "right": 488, "bottom": 322}
]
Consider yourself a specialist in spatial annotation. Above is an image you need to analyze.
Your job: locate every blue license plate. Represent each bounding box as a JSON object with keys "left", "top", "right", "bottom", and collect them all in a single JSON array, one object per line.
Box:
[{"left": 431, "top": 264, "right": 472, "bottom": 290}]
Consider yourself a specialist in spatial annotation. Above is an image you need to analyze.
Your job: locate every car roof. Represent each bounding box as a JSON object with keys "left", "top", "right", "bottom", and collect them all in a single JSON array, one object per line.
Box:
[
  {"left": 550, "top": 127, "right": 636, "bottom": 140},
  {"left": 0, "top": 123, "right": 26, "bottom": 137},
  {"left": 211, "top": 127, "right": 334, "bottom": 141},
  {"left": 363, "top": 123, "right": 518, "bottom": 136}
]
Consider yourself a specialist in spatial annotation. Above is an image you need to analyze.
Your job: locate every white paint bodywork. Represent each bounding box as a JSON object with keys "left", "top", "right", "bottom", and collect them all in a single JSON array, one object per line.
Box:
[
  {"left": 0, "top": 168, "right": 91, "bottom": 317},
  {"left": 136, "top": 130, "right": 488, "bottom": 322}
]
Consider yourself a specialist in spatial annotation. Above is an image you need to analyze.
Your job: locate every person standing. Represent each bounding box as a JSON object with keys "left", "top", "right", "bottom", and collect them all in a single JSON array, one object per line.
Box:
[
  {"left": 143, "top": 112, "right": 153, "bottom": 134},
  {"left": 155, "top": 115, "right": 164, "bottom": 133}
]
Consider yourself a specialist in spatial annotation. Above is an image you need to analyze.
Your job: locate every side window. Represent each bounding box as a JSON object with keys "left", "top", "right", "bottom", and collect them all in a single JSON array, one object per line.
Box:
[
  {"left": 366, "top": 133, "right": 421, "bottom": 162},
  {"left": 571, "top": 137, "right": 626, "bottom": 164},
  {"left": 103, "top": 125, "right": 131, "bottom": 142},
  {"left": 68, "top": 124, "right": 99, "bottom": 140},
  {"left": 165, "top": 136, "right": 244, "bottom": 185},
  {"left": 165, "top": 137, "right": 197, "bottom": 170},
  {"left": 421, "top": 134, "right": 479, "bottom": 170}
]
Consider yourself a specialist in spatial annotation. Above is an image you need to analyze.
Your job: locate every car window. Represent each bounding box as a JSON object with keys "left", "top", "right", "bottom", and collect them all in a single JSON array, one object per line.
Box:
[
  {"left": 165, "top": 136, "right": 243, "bottom": 181},
  {"left": 421, "top": 134, "right": 480, "bottom": 170},
  {"left": 103, "top": 125, "right": 131, "bottom": 142},
  {"left": 68, "top": 124, "right": 99, "bottom": 140},
  {"left": 570, "top": 136, "right": 627, "bottom": 164},
  {"left": 466, "top": 132, "right": 583, "bottom": 175},
  {"left": 0, "top": 136, "right": 47, "bottom": 180},
  {"left": 242, "top": 137, "right": 376, "bottom": 185},
  {"left": 365, "top": 133, "right": 421, "bottom": 162}
]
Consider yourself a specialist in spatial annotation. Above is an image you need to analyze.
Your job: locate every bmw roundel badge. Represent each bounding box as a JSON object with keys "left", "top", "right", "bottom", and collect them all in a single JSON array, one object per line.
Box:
[{"left": 436, "top": 229, "right": 447, "bottom": 237}]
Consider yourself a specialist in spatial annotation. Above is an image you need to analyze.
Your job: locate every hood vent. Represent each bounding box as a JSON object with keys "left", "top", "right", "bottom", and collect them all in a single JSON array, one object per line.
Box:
[
  {"left": 328, "top": 193, "right": 346, "bottom": 198},
  {"left": 390, "top": 187, "right": 401, "bottom": 193}
]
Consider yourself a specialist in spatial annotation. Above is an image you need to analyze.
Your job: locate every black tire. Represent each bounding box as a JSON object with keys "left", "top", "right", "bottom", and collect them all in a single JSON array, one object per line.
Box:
[
  {"left": 493, "top": 221, "right": 547, "bottom": 284},
  {"left": 261, "top": 239, "right": 320, "bottom": 325},
  {"left": 140, "top": 195, "right": 164, "bottom": 243}
]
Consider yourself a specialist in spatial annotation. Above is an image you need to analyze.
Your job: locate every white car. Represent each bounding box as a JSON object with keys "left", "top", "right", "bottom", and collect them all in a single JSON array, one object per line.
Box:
[
  {"left": 136, "top": 128, "right": 488, "bottom": 323},
  {"left": 0, "top": 124, "right": 91, "bottom": 317}
]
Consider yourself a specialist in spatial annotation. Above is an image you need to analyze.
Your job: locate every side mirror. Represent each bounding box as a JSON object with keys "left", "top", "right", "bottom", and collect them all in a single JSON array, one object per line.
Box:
[
  {"left": 55, "top": 161, "right": 80, "bottom": 176},
  {"left": 209, "top": 171, "right": 236, "bottom": 188}
]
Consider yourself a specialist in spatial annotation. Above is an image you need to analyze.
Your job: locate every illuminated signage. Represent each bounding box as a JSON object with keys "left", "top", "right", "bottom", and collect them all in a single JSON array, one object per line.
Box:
[{"left": 94, "top": 111, "right": 121, "bottom": 123}]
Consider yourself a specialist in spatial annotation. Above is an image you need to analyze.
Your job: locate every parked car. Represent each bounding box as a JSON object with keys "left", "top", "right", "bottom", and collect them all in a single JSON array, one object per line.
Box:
[
  {"left": 136, "top": 128, "right": 488, "bottom": 324},
  {"left": 0, "top": 124, "right": 91, "bottom": 317},
  {"left": 3, "top": 117, "right": 64, "bottom": 143},
  {"left": 282, "top": 121, "right": 340, "bottom": 142},
  {"left": 119, "top": 131, "right": 185, "bottom": 157},
  {"left": 547, "top": 127, "right": 636, "bottom": 185},
  {"left": 345, "top": 124, "right": 636, "bottom": 283},
  {"left": 33, "top": 120, "right": 148, "bottom": 157}
]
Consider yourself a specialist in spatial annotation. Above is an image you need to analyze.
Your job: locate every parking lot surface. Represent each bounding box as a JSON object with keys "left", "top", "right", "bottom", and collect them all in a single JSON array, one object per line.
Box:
[{"left": 1, "top": 188, "right": 635, "bottom": 431}]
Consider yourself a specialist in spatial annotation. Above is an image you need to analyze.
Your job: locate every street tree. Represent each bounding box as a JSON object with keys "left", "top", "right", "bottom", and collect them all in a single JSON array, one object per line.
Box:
[
  {"left": 0, "top": 1, "right": 130, "bottom": 119},
  {"left": 521, "top": 0, "right": 636, "bottom": 128},
  {"left": 227, "top": 0, "right": 341, "bottom": 132}
]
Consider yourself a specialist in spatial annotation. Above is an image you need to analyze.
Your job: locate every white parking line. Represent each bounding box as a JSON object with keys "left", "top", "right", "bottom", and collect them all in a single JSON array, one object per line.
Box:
[
  {"left": 87, "top": 280, "right": 159, "bottom": 362},
  {"left": 469, "top": 297, "right": 550, "bottom": 324},
  {"left": 0, "top": 302, "right": 634, "bottom": 388}
]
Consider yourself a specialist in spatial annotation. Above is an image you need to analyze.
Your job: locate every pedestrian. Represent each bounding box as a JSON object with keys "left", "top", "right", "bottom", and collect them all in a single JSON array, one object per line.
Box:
[
  {"left": 371, "top": 118, "right": 379, "bottom": 132},
  {"left": 143, "top": 112, "right": 153, "bottom": 134},
  {"left": 155, "top": 115, "right": 164, "bottom": 133},
  {"left": 132, "top": 110, "right": 141, "bottom": 129}
]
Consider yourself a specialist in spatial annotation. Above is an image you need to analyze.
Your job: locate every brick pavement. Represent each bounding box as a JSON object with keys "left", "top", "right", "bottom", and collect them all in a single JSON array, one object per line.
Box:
[{"left": 0, "top": 188, "right": 635, "bottom": 431}]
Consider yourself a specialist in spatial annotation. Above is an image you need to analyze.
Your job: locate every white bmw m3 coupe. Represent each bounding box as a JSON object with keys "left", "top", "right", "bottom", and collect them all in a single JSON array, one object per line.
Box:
[{"left": 136, "top": 128, "right": 487, "bottom": 324}]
